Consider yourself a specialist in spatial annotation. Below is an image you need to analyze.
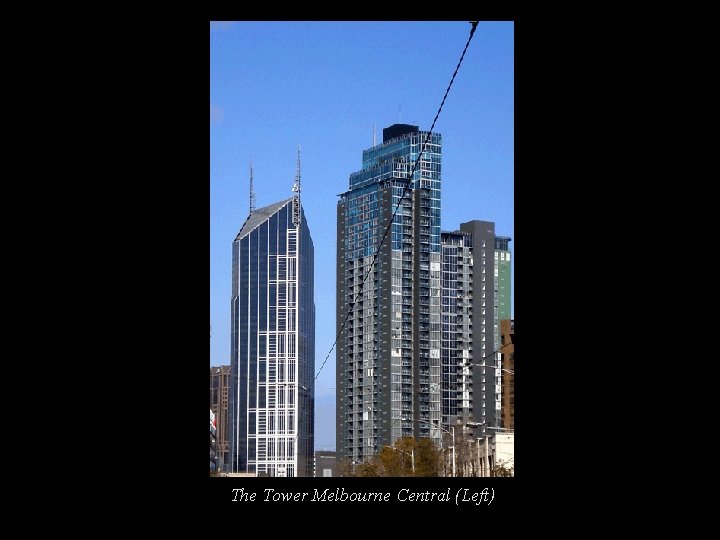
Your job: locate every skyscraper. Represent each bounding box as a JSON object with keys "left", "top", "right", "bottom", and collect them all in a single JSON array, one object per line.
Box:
[
  {"left": 229, "top": 162, "right": 315, "bottom": 477},
  {"left": 440, "top": 220, "right": 511, "bottom": 437},
  {"left": 337, "top": 124, "right": 442, "bottom": 464},
  {"left": 494, "top": 236, "right": 512, "bottom": 324},
  {"left": 440, "top": 229, "right": 473, "bottom": 429},
  {"left": 494, "top": 235, "right": 512, "bottom": 429}
]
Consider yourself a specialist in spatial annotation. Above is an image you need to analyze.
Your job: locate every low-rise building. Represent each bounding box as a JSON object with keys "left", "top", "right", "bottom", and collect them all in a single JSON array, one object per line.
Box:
[
  {"left": 477, "top": 432, "right": 514, "bottom": 477},
  {"left": 314, "top": 451, "right": 337, "bottom": 477}
]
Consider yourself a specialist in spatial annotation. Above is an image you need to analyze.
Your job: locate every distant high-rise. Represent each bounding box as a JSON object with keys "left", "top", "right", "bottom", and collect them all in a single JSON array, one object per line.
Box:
[
  {"left": 337, "top": 124, "right": 442, "bottom": 464},
  {"left": 440, "top": 220, "right": 511, "bottom": 437},
  {"left": 229, "top": 171, "right": 315, "bottom": 477},
  {"left": 210, "top": 365, "right": 231, "bottom": 470},
  {"left": 494, "top": 236, "right": 512, "bottom": 325}
]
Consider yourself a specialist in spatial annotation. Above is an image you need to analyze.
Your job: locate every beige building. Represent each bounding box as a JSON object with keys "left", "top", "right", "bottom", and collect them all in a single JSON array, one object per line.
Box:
[{"left": 477, "top": 432, "right": 514, "bottom": 477}]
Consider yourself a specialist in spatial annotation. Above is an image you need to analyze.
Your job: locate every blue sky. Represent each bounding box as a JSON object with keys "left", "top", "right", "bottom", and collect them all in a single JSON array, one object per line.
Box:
[{"left": 210, "top": 21, "right": 514, "bottom": 451}]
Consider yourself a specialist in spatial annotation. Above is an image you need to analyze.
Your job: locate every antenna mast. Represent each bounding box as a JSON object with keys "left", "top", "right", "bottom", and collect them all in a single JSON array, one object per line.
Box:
[
  {"left": 292, "top": 145, "right": 301, "bottom": 227},
  {"left": 249, "top": 159, "right": 256, "bottom": 213}
]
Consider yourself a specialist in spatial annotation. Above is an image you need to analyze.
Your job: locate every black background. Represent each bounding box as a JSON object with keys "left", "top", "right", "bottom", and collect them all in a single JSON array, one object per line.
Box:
[{"left": 87, "top": 12, "right": 616, "bottom": 518}]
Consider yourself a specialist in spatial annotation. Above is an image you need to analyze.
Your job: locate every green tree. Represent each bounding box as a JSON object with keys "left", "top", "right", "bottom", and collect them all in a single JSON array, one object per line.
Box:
[
  {"left": 453, "top": 430, "right": 489, "bottom": 477},
  {"left": 338, "top": 436, "right": 444, "bottom": 477},
  {"left": 377, "top": 445, "right": 410, "bottom": 476},
  {"left": 413, "top": 438, "right": 441, "bottom": 477},
  {"left": 353, "top": 459, "right": 383, "bottom": 477},
  {"left": 336, "top": 458, "right": 355, "bottom": 477}
]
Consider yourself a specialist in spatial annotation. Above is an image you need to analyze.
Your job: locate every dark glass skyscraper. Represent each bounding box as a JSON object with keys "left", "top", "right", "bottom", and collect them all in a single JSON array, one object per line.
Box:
[
  {"left": 229, "top": 195, "right": 315, "bottom": 477},
  {"left": 337, "top": 124, "right": 442, "bottom": 463}
]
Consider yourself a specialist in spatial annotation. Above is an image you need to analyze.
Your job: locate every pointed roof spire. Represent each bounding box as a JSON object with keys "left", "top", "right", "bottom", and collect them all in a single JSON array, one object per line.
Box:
[
  {"left": 294, "top": 145, "right": 301, "bottom": 195},
  {"left": 292, "top": 145, "right": 301, "bottom": 227},
  {"left": 249, "top": 158, "right": 256, "bottom": 213}
]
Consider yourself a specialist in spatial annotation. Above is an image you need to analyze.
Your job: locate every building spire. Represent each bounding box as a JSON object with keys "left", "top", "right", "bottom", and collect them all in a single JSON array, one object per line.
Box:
[
  {"left": 373, "top": 123, "right": 377, "bottom": 147},
  {"left": 292, "top": 145, "right": 301, "bottom": 227},
  {"left": 249, "top": 158, "right": 256, "bottom": 213}
]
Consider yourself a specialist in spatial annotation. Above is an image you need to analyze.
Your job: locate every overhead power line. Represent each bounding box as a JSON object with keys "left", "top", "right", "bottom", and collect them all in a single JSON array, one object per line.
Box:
[{"left": 307, "top": 21, "right": 480, "bottom": 397}]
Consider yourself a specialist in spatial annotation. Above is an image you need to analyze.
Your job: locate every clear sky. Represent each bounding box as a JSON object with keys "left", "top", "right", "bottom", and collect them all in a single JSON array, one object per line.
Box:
[{"left": 210, "top": 21, "right": 514, "bottom": 452}]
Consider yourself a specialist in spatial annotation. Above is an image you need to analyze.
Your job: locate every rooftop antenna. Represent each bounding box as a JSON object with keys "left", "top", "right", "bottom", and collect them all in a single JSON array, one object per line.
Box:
[
  {"left": 292, "top": 145, "right": 301, "bottom": 227},
  {"left": 249, "top": 158, "right": 256, "bottom": 213},
  {"left": 373, "top": 123, "right": 377, "bottom": 147}
]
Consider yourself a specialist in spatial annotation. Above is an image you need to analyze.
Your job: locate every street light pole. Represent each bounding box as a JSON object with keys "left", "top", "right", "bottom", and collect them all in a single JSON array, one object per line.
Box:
[
  {"left": 451, "top": 425, "right": 456, "bottom": 478},
  {"left": 485, "top": 436, "right": 490, "bottom": 477},
  {"left": 467, "top": 362, "right": 514, "bottom": 375},
  {"left": 461, "top": 341, "right": 514, "bottom": 371},
  {"left": 467, "top": 423, "right": 514, "bottom": 432},
  {"left": 384, "top": 445, "right": 415, "bottom": 474},
  {"left": 402, "top": 417, "right": 455, "bottom": 477}
]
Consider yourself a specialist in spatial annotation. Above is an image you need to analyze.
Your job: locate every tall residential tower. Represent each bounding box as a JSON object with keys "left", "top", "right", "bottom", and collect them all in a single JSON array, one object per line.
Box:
[
  {"left": 229, "top": 157, "right": 315, "bottom": 477},
  {"left": 337, "top": 124, "right": 442, "bottom": 464},
  {"left": 440, "top": 220, "right": 511, "bottom": 437}
]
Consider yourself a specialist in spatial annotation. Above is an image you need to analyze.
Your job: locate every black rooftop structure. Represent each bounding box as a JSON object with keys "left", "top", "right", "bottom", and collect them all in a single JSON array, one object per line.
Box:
[{"left": 382, "top": 123, "right": 419, "bottom": 143}]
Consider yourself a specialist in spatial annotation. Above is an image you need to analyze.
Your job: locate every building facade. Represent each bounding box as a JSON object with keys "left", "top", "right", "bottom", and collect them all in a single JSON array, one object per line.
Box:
[
  {"left": 440, "top": 221, "right": 511, "bottom": 437},
  {"left": 337, "top": 124, "right": 443, "bottom": 464},
  {"left": 440, "top": 230, "right": 473, "bottom": 429},
  {"left": 229, "top": 194, "right": 315, "bottom": 477},
  {"left": 500, "top": 318, "right": 514, "bottom": 429},
  {"left": 314, "top": 451, "right": 337, "bottom": 477},
  {"left": 477, "top": 432, "right": 514, "bottom": 477},
  {"left": 210, "top": 409, "right": 217, "bottom": 473},
  {"left": 494, "top": 236, "right": 512, "bottom": 329},
  {"left": 210, "top": 365, "right": 231, "bottom": 470}
]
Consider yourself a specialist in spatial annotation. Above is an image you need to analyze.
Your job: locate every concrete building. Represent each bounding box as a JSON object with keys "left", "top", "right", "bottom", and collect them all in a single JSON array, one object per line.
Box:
[
  {"left": 314, "top": 451, "right": 337, "bottom": 477},
  {"left": 441, "top": 221, "right": 511, "bottom": 437},
  {"left": 477, "top": 432, "right": 514, "bottom": 477},
  {"left": 337, "top": 124, "right": 443, "bottom": 463}
]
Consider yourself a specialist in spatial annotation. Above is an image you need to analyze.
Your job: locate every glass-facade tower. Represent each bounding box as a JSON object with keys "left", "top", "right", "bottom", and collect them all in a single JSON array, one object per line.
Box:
[
  {"left": 336, "top": 124, "right": 442, "bottom": 463},
  {"left": 494, "top": 236, "right": 512, "bottom": 324},
  {"left": 229, "top": 197, "right": 315, "bottom": 477}
]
